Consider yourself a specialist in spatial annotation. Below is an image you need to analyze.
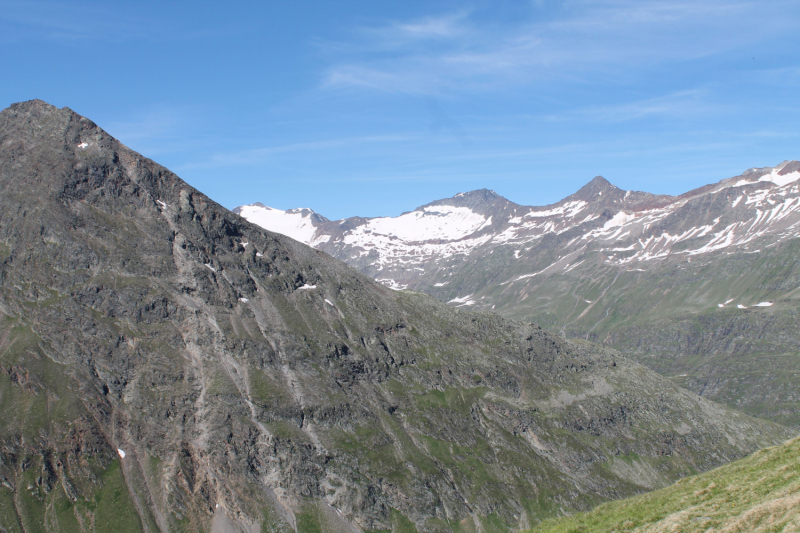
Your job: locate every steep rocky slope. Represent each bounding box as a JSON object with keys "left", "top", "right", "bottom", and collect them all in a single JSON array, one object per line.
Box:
[
  {"left": 0, "top": 100, "right": 793, "bottom": 533},
  {"left": 237, "top": 164, "right": 800, "bottom": 427}
]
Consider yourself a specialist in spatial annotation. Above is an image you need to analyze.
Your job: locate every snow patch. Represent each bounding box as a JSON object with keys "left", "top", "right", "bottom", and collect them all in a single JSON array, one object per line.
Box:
[
  {"left": 603, "top": 211, "right": 636, "bottom": 229},
  {"left": 377, "top": 279, "right": 407, "bottom": 291},
  {"left": 564, "top": 260, "right": 584, "bottom": 273},
  {"left": 78, "top": 142, "right": 88, "bottom": 149},
  {"left": 759, "top": 167, "right": 800, "bottom": 187},
  {"left": 118, "top": 449, "right": 126, "bottom": 458},
  {"left": 237, "top": 204, "right": 319, "bottom": 243},
  {"left": 525, "top": 201, "right": 587, "bottom": 219},
  {"left": 737, "top": 304, "right": 747, "bottom": 309},
  {"left": 346, "top": 205, "right": 488, "bottom": 243},
  {"left": 448, "top": 294, "right": 475, "bottom": 306},
  {"left": 297, "top": 284, "right": 316, "bottom": 290},
  {"left": 239, "top": 298, "right": 249, "bottom": 303},
  {"left": 433, "top": 282, "right": 449, "bottom": 287},
  {"left": 204, "top": 263, "right": 217, "bottom": 273},
  {"left": 754, "top": 301, "right": 773, "bottom": 307},
  {"left": 324, "top": 299, "right": 334, "bottom": 306}
]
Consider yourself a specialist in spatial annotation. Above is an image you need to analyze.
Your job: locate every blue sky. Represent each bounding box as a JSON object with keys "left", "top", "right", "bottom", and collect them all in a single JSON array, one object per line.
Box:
[{"left": 2, "top": 1, "right": 799, "bottom": 219}]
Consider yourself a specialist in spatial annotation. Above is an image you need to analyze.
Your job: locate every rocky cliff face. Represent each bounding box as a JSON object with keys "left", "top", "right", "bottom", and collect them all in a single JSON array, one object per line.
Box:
[
  {"left": 0, "top": 100, "right": 793, "bottom": 533},
  {"left": 237, "top": 161, "right": 800, "bottom": 427}
]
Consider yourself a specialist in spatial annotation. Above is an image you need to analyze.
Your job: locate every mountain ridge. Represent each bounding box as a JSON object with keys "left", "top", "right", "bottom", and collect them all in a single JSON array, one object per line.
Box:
[
  {"left": 0, "top": 99, "right": 793, "bottom": 532},
  {"left": 237, "top": 158, "right": 800, "bottom": 427}
]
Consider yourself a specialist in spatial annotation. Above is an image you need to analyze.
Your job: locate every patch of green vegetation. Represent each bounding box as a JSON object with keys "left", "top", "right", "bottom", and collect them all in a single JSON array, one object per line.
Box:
[
  {"left": 266, "top": 420, "right": 311, "bottom": 441},
  {"left": 248, "top": 368, "right": 291, "bottom": 405},
  {"left": 423, "top": 516, "right": 451, "bottom": 533},
  {"left": 0, "top": 242, "right": 10, "bottom": 262},
  {"left": 13, "top": 456, "right": 139, "bottom": 533},
  {"left": 413, "top": 386, "right": 487, "bottom": 416},
  {"left": 331, "top": 421, "right": 409, "bottom": 484},
  {"left": 296, "top": 504, "right": 323, "bottom": 533},
  {"left": 388, "top": 508, "right": 418, "bottom": 533},
  {"left": 259, "top": 501, "right": 297, "bottom": 533},
  {"left": 50, "top": 487, "right": 83, "bottom": 533},
  {"left": 480, "top": 513, "right": 509, "bottom": 533},
  {"left": 530, "top": 436, "right": 800, "bottom": 533},
  {"left": 0, "top": 322, "right": 88, "bottom": 442},
  {"left": 15, "top": 468, "right": 48, "bottom": 533},
  {"left": 0, "top": 489, "right": 23, "bottom": 533},
  {"left": 89, "top": 460, "right": 144, "bottom": 533}
]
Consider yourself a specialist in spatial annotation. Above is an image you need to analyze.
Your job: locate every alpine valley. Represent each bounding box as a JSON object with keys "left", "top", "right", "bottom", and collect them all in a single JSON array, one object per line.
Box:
[
  {"left": 0, "top": 101, "right": 795, "bottom": 532},
  {"left": 237, "top": 162, "right": 800, "bottom": 429}
]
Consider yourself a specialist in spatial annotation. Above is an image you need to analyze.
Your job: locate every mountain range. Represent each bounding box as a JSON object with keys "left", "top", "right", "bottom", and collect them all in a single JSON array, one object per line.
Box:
[
  {"left": 236, "top": 162, "right": 800, "bottom": 428},
  {"left": 0, "top": 101, "right": 794, "bottom": 532}
]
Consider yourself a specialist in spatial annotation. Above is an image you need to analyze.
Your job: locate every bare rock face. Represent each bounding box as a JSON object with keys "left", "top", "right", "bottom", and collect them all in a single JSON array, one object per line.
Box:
[{"left": 0, "top": 100, "right": 793, "bottom": 533}]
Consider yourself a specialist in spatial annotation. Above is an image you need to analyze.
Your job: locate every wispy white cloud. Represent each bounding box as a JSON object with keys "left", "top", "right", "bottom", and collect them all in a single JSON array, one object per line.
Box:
[
  {"left": 319, "top": 0, "right": 798, "bottom": 96},
  {"left": 394, "top": 12, "right": 471, "bottom": 39}
]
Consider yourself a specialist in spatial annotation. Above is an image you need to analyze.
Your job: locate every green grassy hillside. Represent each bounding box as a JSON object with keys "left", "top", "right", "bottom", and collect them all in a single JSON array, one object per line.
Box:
[{"left": 530, "top": 435, "right": 800, "bottom": 533}]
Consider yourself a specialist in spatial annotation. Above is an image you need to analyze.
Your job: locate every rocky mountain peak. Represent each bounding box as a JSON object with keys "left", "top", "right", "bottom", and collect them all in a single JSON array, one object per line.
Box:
[
  {"left": 570, "top": 176, "right": 622, "bottom": 201},
  {"left": 5, "top": 98, "right": 60, "bottom": 118},
  {"left": 777, "top": 160, "right": 800, "bottom": 176},
  {"left": 2, "top": 99, "right": 89, "bottom": 139},
  {"left": 286, "top": 207, "right": 319, "bottom": 216},
  {"left": 455, "top": 188, "right": 501, "bottom": 200},
  {"left": 425, "top": 187, "right": 517, "bottom": 215}
]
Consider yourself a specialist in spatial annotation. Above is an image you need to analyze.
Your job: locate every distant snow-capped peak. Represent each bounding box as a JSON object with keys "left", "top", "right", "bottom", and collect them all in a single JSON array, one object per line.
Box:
[
  {"left": 232, "top": 203, "right": 327, "bottom": 244},
  {"left": 236, "top": 161, "right": 800, "bottom": 294}
]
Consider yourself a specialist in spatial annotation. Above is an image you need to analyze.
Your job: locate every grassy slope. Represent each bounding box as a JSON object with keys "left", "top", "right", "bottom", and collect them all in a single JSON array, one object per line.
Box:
[{"left": 529, "top": 436, "right": 800, "bottom": 533}]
